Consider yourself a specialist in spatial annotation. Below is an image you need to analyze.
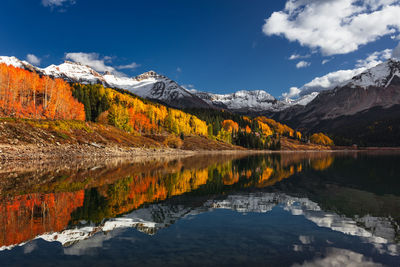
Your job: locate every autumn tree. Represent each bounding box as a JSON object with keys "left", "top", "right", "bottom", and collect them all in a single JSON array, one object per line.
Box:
[
  {"left": 0, "top": 63, "right": 85, "bottom": 120},
  {"left": 310, "top": 133, "right": 334, "bottom": 146}
]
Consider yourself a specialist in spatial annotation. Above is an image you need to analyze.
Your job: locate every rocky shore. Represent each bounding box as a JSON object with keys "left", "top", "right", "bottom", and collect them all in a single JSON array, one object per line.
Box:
[{"left": 0, "top": 143, "right": 256, "bottom": 162}]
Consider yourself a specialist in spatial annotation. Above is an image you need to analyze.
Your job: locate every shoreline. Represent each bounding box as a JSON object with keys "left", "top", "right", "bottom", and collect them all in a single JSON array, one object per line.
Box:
[
  {"left": 1, "top": 143, "right": 400, "bottom": 162},
  {"left": 0, "top": 143, "right": 259, "bottom": 162}
]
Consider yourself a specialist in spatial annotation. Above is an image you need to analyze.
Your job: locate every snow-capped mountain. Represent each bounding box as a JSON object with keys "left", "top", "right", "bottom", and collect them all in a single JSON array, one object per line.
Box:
[
  {"left": 0, "top": 57, "right": 211, "bottom": 109},
  {"left": 103, "top": 70, "right": 211, "bottom": 109},
  {"left": 193, "top": 89, "right": 318, "bottom": 112},
  {"left": 194, "top": 90, "right": 277, "bottom": 111},
  {"left": 268, "top": 58, "right": 400, "bottom": 145},
  {"left": 42, "top": 61, "right": 108, "bottom": 85},
  {"left": 0, "top": 56, "right": 39, "bottom": 72},
  {"left": 0, "top": 56, "right": 316, "bottom": 111},
  {"left": 345, "top": 58, "right": 400, "bottom": 89},
  {"left": 282, "top": 92, "right": 319, "bottom": 107}
]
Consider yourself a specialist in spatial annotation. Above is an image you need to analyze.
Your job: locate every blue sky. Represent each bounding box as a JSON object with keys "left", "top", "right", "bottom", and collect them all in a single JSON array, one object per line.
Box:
[{"left": 1, "top": 0, "right": 399, "bottom": 97}]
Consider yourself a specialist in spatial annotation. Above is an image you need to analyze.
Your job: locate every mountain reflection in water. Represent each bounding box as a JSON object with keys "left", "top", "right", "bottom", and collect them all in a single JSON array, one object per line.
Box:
[{"left": 0, "top": 152, "right": 399, "bottom": 266}]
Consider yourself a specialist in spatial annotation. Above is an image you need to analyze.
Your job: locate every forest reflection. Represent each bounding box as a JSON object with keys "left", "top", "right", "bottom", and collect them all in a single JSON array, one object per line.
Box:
[{"left": 0, "top": 152, "right": 337, "bottom": 248}]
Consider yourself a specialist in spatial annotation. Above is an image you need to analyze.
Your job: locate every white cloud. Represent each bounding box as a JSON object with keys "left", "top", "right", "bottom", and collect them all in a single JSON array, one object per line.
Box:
[
  {"left": 42, "top": 0, "right": 75, "bottom": 7},
  {"left": 299, "top": 69, "right": 364, "bottom": 95},
  {"left": 289, "top": 54, "right": 310, "bottom": 60},
  {"left": 117, "top": 62, "right": 140, "bottom": 70},
  {"left": 322, "top": 58, "right": 333, "bottom": 65},
  {"left": 282, "top": 87, "right": 301, "bottom": 98},
  {"left": 65, "top": 52, "right": 125, "bottom": 76},
  {"left": 282, "top": 48, "right": 394, "bottom": 98},
  {"left": 393, "top": 42, "right": 400, "bottom": 59},
  {"left": 26, "top": 54, "right": 41, "bottom": 65},
  {"left": 296, "top": 61, "right": 311, "bottom": 68},
  {"left": 103, "top": 56, "right": 114, "bottom": 63},
  {"left": 355, "top": 49, "right": 392, "bottom": 68},
  {"left": 263, "top": 0, "right": 400, "bottom": 55},
  {"left": 176, "top": 67, "right": 182, "bottom": 73}
]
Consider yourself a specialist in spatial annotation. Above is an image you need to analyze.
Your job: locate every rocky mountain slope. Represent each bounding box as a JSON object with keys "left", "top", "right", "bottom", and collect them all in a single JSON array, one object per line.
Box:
[
  {"left": 267, "top": 59, "right": 400, "bottom": 145},
  {"left": 192, "top": 89, "right": 318, "bottom": 112}
]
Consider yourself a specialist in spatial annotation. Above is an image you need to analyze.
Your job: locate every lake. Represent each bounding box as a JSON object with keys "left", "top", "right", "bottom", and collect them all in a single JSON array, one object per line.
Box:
[{"left": 0, "top": 152, "right": 399, "bottom": 266}]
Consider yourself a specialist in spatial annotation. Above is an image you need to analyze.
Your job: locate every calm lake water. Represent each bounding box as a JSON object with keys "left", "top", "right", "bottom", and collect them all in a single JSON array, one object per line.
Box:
[{"left": 0, "top": 152, "right": 399, "bottom": 266}]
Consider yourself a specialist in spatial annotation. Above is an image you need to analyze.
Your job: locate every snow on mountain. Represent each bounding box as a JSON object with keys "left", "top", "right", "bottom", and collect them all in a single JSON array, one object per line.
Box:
[
  {"left": 345, "top": 58, "right": 400, "bottom": 89},
  {"left": 281, "top": 92, "right": 320, "bottom": 107},
  {"left": 42, "top": 61, "right": 107, "bottom": 84},
  {"left": 0, "top": 56, "right": 37, "bottom": 71},
  {"left": 103, "top": 71, "right": 200, "bottom": 104},
  {"left": 194, "top": 90, "right": 278, "bottom": 111},
  {"left": 194, "top": 89, "right": 319, "bottom": 112}
]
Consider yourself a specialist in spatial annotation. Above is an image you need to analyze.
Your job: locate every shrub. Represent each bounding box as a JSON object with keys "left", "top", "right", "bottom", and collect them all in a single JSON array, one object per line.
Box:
[{"left": 163, "top": 135, "right": 183, "bottom": 149}]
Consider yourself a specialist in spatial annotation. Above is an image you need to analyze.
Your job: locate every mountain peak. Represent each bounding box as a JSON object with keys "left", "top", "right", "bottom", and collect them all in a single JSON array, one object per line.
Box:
[
  {"left": 346, "top": 59, "right": 400, "bottom": 89},
  {"left": 0, "top": 56, "right": 33, "bottom": 69},
  {"left": 63, "top": 60, "right": 84, "bottom": 66},
  {"left": 135, "top": 70, "right": 164, "bottom": 81}
]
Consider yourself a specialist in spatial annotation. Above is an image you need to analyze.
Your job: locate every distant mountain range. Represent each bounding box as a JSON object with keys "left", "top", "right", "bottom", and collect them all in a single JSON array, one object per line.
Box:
[
  {"left": 0, "top": 56, "right": 317, "bottom": 111},
  {"left": 1, "top": 55, "right": 400, "bottom": 146}
]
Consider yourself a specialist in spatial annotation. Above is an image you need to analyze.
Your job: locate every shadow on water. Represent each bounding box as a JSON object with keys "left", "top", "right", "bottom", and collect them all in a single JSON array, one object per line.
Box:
[{"left": 0, "top": 151, "right": 399, "bottom": 266}]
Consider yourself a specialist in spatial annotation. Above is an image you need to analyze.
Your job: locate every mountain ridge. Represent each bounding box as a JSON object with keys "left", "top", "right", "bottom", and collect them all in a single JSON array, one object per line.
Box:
[{"left": 0, "top": 56, "right": 316, "bottom": 111}]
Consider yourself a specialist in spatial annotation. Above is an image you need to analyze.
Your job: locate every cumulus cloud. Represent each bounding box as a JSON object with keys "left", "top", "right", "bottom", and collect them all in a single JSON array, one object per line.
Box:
[
  {"left": 282, "top": 48, "right": 394, "bottom": 98},
  {"left": 117, "top": 62, "right": 140, "bottom": 70},
  {"left": 296, "top": 61, "right": 311, "bottom": 68},
  {"left": 282, "top": 87, "right": 301, "bottom": 98},
  {"left": 26, "top": 54, "right": 41, "bottom": 65},
  {"left": 393, "top": 42, "right": 400, "bottom": 59},
  {"left": 263, "top": 0, "right": 400, "bottom": 55}
]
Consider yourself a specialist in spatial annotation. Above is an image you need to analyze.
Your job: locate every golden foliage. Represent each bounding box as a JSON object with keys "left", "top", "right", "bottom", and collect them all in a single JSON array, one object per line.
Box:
[
  {"left": 221, "top": 119, "right": 239, "bottom": 133},
  {"left": 310, "top": 133, "right": 334, "bottom": 146},
  {"left": 256, "top": 116, "right": 294, "bottom": 137}
]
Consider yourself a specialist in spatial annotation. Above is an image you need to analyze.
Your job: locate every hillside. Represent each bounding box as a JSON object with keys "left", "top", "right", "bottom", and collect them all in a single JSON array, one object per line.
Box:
[
  {"left": 0, "top": 61, "right": 333, "bottom": 155},
  {"left": 0, "top": 118, "right": 244, "bottom": 160},
  {"left": 267, "top": 59, "right": 400, "bottom": 146}
]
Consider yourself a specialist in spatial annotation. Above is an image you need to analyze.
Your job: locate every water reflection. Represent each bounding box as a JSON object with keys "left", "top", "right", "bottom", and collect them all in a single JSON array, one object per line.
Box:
[{"left": 0, "top": 152, "right": 399, "bottom": 266}]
